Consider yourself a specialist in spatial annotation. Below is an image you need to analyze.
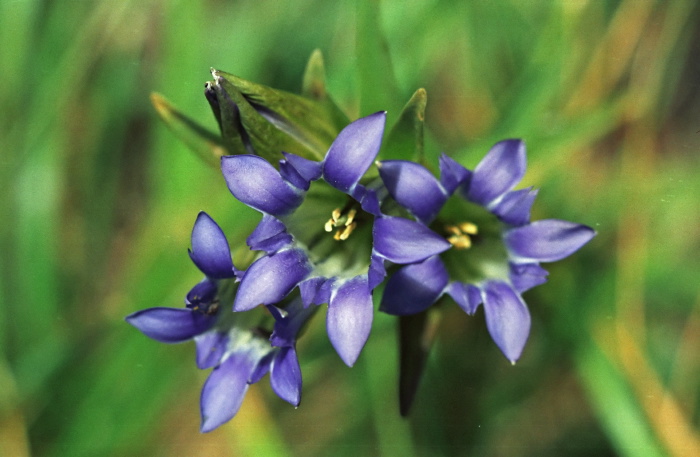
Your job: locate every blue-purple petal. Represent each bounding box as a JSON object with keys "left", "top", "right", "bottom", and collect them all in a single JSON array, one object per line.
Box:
[
  {"left": 367, "top": 252, "right": 386, "bottom": 290},
  {"left": 248, "top": 351, "right": 275, "bottom": 384},
  {"left": 323, "top": 112, "right": 386, "bottom": 193},
  {"left": 247, "top": 214, "right": 292, "bottom": 253},
  {"left": 439, "top": 153, "right": 471, "bottom": 195},
  {"left": 299, "top": 277, "right": 332, "bottom": 307},
  {"left": 482, "top": 281, "right": 531, "bottom": 363},
  {"left": 185, "top": 279, "right": 218, "bottom": 309},
  {"left": 380, "top": 256, "right": 448, "bottom": 315},
  {"left": 378, "top": 160, "right": 447, "bottom": 224},
  {"left": 189, "top": 212, "right": 236, "bottom": 279},
  {"left": 270, "top": 347, "right": 302, "bottom": 406},
  {"left": 466, "top": 139, "right": 526, "bottom": 207},
  {"left": 327, "top": 277, "right": 373, "bottom": 367},
  {"left": 279, "top": 159, "right": 310, "bottom": 191},
  {"left": 510, "top": 262, "right": 549, "bottom": 293},
  {"left": 505, "top": 219, "right": 596, "bottom": 262},
  {"left": 200, "top": 353, "right": 256, "bottom": 432},
  {"left": 373, "top": 216, "right": 451, "bottom": 264},
  {"left": 446, "top": 281, "right": 483, "bottom": 315},
  {"left": 234, "top": 249, "right": 312, "bottom": 311},
  {"left": 282, "top": 152, "right": 322, "bottom": 182},
  {"left": 125, "top": 307, "right": 215, "bottom": 343},
  {"left": 195, "top": 331, "right": 228, "bottom": 369},
  {"left": 221, "top": 155, "right": 303, "bottom": 216},
  {"left": 492, "top": 187, "right": 538, "bottom": 227}
]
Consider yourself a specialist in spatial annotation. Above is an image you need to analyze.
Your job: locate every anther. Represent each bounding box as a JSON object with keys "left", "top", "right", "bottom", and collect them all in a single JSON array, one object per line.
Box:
[
  {"left": 345, "top": 209, "right": 357, "bottom": 226},
  {"left": 459, "top": 222, "right": 478, "bottom": 235},
  {"left": 338, "top": 222, "right": 357, "bottom": 240}
]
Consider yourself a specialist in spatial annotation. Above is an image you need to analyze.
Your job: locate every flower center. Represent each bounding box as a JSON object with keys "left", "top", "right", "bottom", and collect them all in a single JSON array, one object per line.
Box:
[
  {"left": 435, "top": 196, "right": 510, "bottom": 284},
  {"left": 445, "top": 222, "right": 478, "bottom": 249},
  {"left": 324, "top": 208, "right": 358, "bottom": 240}
]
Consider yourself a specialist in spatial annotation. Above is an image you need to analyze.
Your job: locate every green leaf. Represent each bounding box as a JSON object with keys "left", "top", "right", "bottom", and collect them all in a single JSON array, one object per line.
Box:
[
  {"left": 356, "top": 0, "right": 402, "bottom": 119},
  {"left": 382, "top": 88, "right": 427, "bottom": 163},
  {"left": 150, "top": 93, "right": 227, "bottom": 168}
]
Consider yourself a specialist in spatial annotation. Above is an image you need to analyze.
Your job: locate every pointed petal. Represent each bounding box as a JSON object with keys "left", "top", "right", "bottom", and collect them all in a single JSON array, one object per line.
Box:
[
  {"left": 446, "top": 281, "right": 482, "bottom": 315},
  {"left": 510, "top": 262, "right": 549, "bottom": 293},
  {"left": 299, "top": 277, "right": 332, "bottom": 307},
  {"left": 439, "top": 153, "right": 471, "bottom": 195},
  {"left": 323, "top": 112, "right": 386, "bottom": 192},
  {"left": 271, "top": 347, "right": 302, "bottom": 406},
  {"left": 505, "top": 219, "right": 596, "bottom": 262},
  {"left": 246, "top": 214, "right": 292, "bottom": 253},
  {"left": 368, "top": 252, "right": 386, "bottom": 290},
  {"left": 282, "top": 152, "right": 322, "bottom": 181},
  {"left": 352, "top": 185, "right": 381, "bottom": 216},
  {"left": 195, "top": 331, "right": 228, "bottom": 369},
  {"left": 466, "top": 139, "right": 526, "bottom": 207},
  {"left": 482, "top": 281, "right": 531, "bottom": 363},
  {"left": 327, "top": 277, "right": 373, "bottom": 366},
  {"left": 492, "top": 187, "right": 538, "bottom": 227},
  {"left": 189, "top": 212, "right": 235, "bottom": 279},
  {"left": 185, "top": 279, "right": 218, "bottom": 308},
  {"left": 279, "top": 159, "right": 310, "bottom": 191},
  {"left": 373, "top": 216, "right": 451, "bottom": 264},
  {"left": 380, "top": 256, "right": 448, "bottom": 315},
  {"left": 234, "top": 249, "right": 311, "bottom": 311},
  {"left": 125, "top": 307, "right": 215, "bottom": 343},
  {"left": 200, "top": 353, "right": 256, "bottom": 432},
  {"left": 221, "top": 154, "right": 303, "bottom": 216},
  {"left": 248, "top": 351, "right": 275, "bottom": 384},
  {"left": 378, "top": 160, "right": 447, "bottom": 224},
  {"left": 270, "top": 299, "right": 316, "bottom": 347}
]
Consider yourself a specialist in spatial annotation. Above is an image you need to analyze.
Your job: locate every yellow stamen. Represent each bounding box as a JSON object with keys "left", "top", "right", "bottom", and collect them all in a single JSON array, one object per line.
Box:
[
  {"left": 332, "top": 208, "right": 341, "bottom": 221},
  {"left": 445, "top": 225, "right": 461, "bottom": 236},
  {"left": 333, "top": 230, "right": 342, "bottom": 241},
  {"left": 459, "top": 222, "right": 478, "bottom": 235},
  {"left": 338, "top": 222, "right": 357, "bottom": 240},
  {"left": 324, "top": 218, "right": 335, "bottom": 232},
  {"left": 345, "top": 209, "right": 357, "bottom": 226}
]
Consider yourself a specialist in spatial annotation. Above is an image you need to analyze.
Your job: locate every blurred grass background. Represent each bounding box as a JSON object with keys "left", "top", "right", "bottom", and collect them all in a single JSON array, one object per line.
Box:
[{"left": 1, "top": 0, "right": 699, "bottom": 456}]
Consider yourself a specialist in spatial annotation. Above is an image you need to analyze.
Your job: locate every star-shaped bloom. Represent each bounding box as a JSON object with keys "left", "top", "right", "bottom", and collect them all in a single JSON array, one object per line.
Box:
[
  {"left": 125, "top": 211, "right": 240, "bottom": 346},
  {"left": 221, "top": 112, "right": 450, "bottom": 366},
  {"left": 377, "top": 140, "right": 595, "bottom": 363},
  {"left": 126, "top": 213, "right": 313, "bottom": 432}
]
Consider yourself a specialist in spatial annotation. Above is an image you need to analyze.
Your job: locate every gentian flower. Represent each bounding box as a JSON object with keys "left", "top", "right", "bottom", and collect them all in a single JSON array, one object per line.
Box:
[
  {"left": 378, "top": 140, "right": 595, "bottom": 363},
  {"left": 221, "top": 112, "right": 450, "bottom": 366},
  {"left": 126, "top": 212, "right": 313, "bottom": 432}
]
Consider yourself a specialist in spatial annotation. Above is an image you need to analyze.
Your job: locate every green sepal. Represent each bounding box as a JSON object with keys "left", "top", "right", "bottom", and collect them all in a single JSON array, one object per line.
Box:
[
  {"left": 398, "top": 308, "right": 440, "bottom": 416},
  {"left": 150, "top": 93, "right": 227, "bottom": 168},
  {"left": 381, "top": 88, "right": 427, "bottom": 163},
  {"left": 211, "top": 68, "right": 349, "bottom": 162}
]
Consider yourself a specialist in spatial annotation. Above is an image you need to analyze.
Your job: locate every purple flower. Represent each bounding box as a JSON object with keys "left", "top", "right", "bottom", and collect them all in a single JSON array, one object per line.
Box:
[
  {"left": 126, "top": 213, "right": 312, "bottom": 432},
  {"left": 378, "top": 140, "right": 595, "bottom": 363},
  {"left": 125, "top": 212, "right": 239, "bottom": 344},
  {"left": 198, "top": 298, "right": 313, "bottom": 432},
  {"left": 221, "top": 112, "right": 450, "bottom": 366}
]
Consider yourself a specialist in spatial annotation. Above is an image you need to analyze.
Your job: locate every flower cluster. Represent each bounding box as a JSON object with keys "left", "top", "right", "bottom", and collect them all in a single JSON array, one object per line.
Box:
[{"left": 128, "top": 69, "right": 594, "bottom": 432}]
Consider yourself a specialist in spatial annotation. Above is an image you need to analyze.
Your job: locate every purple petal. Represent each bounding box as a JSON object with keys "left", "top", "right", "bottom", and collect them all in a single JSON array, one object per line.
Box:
[
  {"left": 279, "top": 159, "right": 310, "bottom": 191},
  {"left": 466, "top": 139, "right": 526, "bottom": 207},
  {"left": 505, "top": 219, "right": 596, "bottom": 262},
  {"left": 195, "top": 331, "right": 228, "bottom": 369},
  {"left": 439, "top": 153, "right": 471, "bottom": 194},
  {"left": 185, "top": 279, "right": 218, "bottom": 309},
  {"left": 200, "top": 353, "right": 256, "bottom": 432},
  {"left": 378, "top": 160, "right": 448, "bottom": 224},
  {"left": 367, "top": 252, "right": 386, "bottom": 290},
  {"left": 189, "top": 212, "right": 235, "bottom": 279},
  {"left": 327, "top": 277, "right": 373, "bottom": 367},
  {"left": 234, "top": 249, "right": 311, "bottom": 311},
  {"left": 247, "top": 214, "right": 292, "bottom": 253},
  {"left": 482, "top": 281, "right": 531, "bottom": 363},
  {"left": 373, "top": 216, "right": 451, "bottom": 264},
  {"left": 221, "top": 155, "right": 303, "bottom": 216},
  {"left": 249, "top": 351, "right": 275, "bottom": 383},
  {"left": 125, "top": 307, "right": 215, "bottom": 343},
  {"left": 282, "top": 152, "right": 322, "bottom": 182},
  {"left": 271, "top": 347, "right": 302, "bottom": 406},
  {"left": 270, "top": 299, "right": 316, "bottom": 347},
  {"left": 380, "top": 256, "right": 448, "bottom": 315},
  {"left": 352, "top": 185, "right": 381, "bottom": 216},
  {"left": 446, "top": 281, "right": 482, "bottom": 315},
  {"left": 299, "top": 277, "right": 332, "bottom": 307},
  {"left": 323, "top": 112, "right": 386, "bottom": 193},
  {"left": 510, "top": 262, "right": 549, "bottom": 293},
  {"left": 492, "top": 187, "right": 538, "bottom": 227}
]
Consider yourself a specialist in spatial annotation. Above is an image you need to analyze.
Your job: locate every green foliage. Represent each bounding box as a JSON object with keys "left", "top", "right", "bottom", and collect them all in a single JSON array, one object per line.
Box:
[{"left": 2, "top": 0, "right": 700, "bottom": 456}]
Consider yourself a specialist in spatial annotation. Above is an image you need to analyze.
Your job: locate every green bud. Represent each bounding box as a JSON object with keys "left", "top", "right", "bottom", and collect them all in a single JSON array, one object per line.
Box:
[{"left": 382, "top": 88, "right": 427, "bottom": 163}]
